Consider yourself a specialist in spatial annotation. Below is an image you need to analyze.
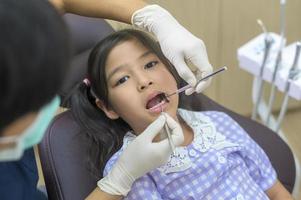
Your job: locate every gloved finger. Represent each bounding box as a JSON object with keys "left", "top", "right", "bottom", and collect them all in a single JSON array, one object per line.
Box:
[
  {"left": 162, "top": 113, "right": 184, "bottom": 146},
  {"left": 184, "top": 73, "right": 212, "bottom": 95},
  {"left": 154, "top": 137, "right": 172, "bottom": 157},
  {"left": 173, "top": 57, "right": 197, "bottom": 87},
  {"left": 188, "top": 43, "right": 212, "bottom": 75},
  {"left": 185, "top": 87, "right": 195, "bottom": 96},
  {"left": 187, "top": 51, "right": 213, "bottom": 91},
  {"left": 195, "top": 78, "right": 211, "bottom": 93},
  {"left": 141, "top": 114, "right": 166, "bottom": 140},
  {"left": 194, "top": 69, "right": 212, "bottom": 93}
]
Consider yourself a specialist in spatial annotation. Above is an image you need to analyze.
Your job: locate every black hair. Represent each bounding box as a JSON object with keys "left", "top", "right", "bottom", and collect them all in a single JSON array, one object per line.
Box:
[
  {"left": 0, "top": 0, "right": 71, "bottom": 132},
  {"left": 70, "top": 29, "right": 181, "bottom": 178}
]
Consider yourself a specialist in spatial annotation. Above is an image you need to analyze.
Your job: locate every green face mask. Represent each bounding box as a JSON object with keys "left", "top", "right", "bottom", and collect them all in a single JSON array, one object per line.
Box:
[{"left": 0, "top": 96, "right": 60, "bottom": 162}]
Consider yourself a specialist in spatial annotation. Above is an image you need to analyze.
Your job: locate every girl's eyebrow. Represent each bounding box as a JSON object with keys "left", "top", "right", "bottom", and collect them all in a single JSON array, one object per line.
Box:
[
  {"left": 107, "top": 64, "right": 126, "bottom": 81},
  {"left": 139, "top": 50, "right": 153, "bottom": 59},
  {"left": 107, "top": 50, "right": 154, "bottom": 81}
]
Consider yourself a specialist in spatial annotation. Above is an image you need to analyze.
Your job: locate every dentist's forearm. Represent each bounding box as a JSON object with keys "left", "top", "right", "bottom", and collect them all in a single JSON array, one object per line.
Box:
[
  {"left": 85, "top": 188, "right": 122, "bottom": 200},
  {"left": 49, "top": 0, "right": 147, "bottom": 23}
]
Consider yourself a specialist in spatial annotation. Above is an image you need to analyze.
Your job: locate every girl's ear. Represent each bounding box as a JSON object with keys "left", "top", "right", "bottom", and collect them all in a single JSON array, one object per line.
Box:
[{"left": 95, "top": 98, "right": 119, "bottom": 120}]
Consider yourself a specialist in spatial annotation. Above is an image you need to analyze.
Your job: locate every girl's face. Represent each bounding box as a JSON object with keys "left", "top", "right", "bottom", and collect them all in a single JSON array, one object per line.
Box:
[{"left": 98, "top": 39, "right": 179, "bottom": 135}]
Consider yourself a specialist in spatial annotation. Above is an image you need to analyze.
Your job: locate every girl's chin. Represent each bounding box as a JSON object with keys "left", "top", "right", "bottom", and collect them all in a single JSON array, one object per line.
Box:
[
  {"left": 149, "top": 109, "right": 178, "bottom": 123},
  {"left": 132, "top": 111, "right": 178, "bottom": 136}
]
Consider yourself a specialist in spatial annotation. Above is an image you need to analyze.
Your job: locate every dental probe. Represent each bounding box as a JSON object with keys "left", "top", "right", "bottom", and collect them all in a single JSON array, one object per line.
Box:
[
  {"left": 164, "top": 117, "right": 176, "bottom": 154},
  {"left": 149, "top": 66, "right": 228, "bottom": 112},
  {"left": 160, "top": 104, "right": 176, "bottom": 154},
  {"left": 165, "top": 66, "right": 228, "bottom": 98}
]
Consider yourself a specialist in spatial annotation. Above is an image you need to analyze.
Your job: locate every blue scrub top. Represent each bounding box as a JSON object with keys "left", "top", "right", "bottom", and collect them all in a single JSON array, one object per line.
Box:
[{"left": 0, "top": 148, "right": 47, "bottom": 200}]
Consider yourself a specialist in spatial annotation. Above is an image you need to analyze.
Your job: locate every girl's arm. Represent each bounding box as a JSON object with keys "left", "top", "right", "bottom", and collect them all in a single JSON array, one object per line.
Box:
[
  {"left": 85, "top": 188, "right": 122, "bottom": 200},
  {"left": 266, "top": 180, "right": 293, "bottom": 200},
  {"left": 49, "top": 0, "right": 146, "bottom": 23}
]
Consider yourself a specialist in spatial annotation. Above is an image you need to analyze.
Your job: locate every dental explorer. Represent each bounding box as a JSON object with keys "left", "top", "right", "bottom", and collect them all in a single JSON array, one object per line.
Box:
[
  {"left": 166, "top": 66, "right": 228, "bottom": 98},
  {"left": 162, "top": 111, "right": 176, "bottom": 154},
  {"left": 150, "top": 66, "right": 227, "bottom": 112}
]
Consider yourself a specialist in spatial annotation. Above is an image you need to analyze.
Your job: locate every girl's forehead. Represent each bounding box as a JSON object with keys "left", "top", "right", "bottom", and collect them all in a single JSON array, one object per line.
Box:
[
  {"left": 106, "top": 40, "right": 152, "bottom": 68},
  {"left": 111, "top": 39, "right": 149, "bottom": 55}
]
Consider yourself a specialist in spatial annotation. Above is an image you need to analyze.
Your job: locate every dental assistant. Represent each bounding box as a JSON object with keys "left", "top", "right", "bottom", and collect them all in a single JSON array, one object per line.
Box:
[{"left": 0, "top": 0, "right": 212, "bottom": 199}]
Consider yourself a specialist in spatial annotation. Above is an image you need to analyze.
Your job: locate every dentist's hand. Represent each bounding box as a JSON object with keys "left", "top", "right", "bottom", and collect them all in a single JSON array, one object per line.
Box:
[
  {"left": 132, "top": 4, "right": 213, "bottom": 95},
  {"left": 97, "top": 113, "right": 184, "bottom": 196}
]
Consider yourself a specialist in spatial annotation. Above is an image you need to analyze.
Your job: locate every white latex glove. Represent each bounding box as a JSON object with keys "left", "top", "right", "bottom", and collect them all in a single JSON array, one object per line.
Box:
[
  {"left": 97, "top": 113, "right": 184, "bottom": 196},
  {"left": 132, "top": 4, "right": 213, "bottom": 95}
]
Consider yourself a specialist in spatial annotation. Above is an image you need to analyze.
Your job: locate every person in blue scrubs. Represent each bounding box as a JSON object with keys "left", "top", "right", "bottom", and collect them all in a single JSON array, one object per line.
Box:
[
  {"left": 0, "top": 0, "right": 70, "bottom": 199},
  {"left": 0, "top": 0, "right": 213, "bottom": 199},
  {"left": 0, "top": 150, "right": 47, "bottom": 199}
]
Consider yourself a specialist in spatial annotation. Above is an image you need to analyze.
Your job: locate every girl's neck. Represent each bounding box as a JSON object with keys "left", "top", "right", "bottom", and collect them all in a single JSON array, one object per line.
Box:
[{"left": 178, "top": 115, "right": 194, "bottom": 146}]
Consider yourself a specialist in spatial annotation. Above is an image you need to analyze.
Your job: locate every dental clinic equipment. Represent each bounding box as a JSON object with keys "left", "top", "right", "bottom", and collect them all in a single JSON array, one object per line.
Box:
[
  {"left": 275, "top": 42, "right": 301, "bottom": 132},
  {"left": 237, "top": 0, "right": 301, "bottom": 198},
  {"left": 277, "top": 42, "right": 301, "bottom": 100},
  {"left": 265, "top": 0, "right": 286, "bottom": 125},
  {"left": 251, "top": 20, "right": 273, "bottom": 120}
]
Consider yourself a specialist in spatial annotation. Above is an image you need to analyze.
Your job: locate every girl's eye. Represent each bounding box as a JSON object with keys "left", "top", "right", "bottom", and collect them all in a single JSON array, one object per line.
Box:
[
  {"left": 144, "top": 61, "right": 158, "bottom": 69},
  {"left": 116, "top": 76, "right": 129, "bottom": 86}
]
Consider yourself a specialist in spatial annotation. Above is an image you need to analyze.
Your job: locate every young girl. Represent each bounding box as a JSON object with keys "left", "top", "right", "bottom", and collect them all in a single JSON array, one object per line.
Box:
[{"left": 71, "top": 29, "right": 292, "bottom": 199}]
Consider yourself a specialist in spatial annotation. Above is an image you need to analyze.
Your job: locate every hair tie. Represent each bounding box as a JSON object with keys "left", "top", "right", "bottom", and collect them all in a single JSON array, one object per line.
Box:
[{"left": 83, "top": 78, "right": 91, "bottom": 86}]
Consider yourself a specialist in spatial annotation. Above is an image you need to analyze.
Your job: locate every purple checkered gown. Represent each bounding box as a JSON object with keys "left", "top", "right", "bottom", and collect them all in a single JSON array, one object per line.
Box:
[{"left": 103, "top": 109, "right": 277, "bottom": 200}]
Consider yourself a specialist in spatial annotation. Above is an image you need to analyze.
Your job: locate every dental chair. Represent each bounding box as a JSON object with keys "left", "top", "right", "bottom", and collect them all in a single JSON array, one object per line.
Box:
[{"left": 38, "top": 14, "right": 296, "bottom": 200}]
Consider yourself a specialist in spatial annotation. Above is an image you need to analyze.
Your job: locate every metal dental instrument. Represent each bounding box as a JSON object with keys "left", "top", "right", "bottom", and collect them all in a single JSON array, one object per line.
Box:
[
  {"left": 150, "top": 66, "right": 227, "bottom": 112},
  {"left": 165, "top": 66, "right": 227, "bottom": 98},
  {"left": 251, "top": 20, "right": 273, "bottom": 120},
  {"left": 265, "top": 0, "right": 286, "bottom": 125},
  {"left": 160, "top": 105, "right": 176, "bottom": 154},
  {"left": 164, "top": 120, "right": 176, "bottom": 154},
  {"left": 275, "top": 42, "right": 301, "bottom": 132}
]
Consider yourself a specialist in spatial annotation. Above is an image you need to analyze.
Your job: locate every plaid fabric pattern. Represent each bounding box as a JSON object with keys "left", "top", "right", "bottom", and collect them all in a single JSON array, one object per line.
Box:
[{"left": 104, "top": 109, "right": 277, "bottom": 200}]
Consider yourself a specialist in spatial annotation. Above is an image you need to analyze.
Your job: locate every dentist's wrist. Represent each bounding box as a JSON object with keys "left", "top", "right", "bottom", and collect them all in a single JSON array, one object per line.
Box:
[{"left": 97, "top": 163, "right": 135, "bottom": 196}]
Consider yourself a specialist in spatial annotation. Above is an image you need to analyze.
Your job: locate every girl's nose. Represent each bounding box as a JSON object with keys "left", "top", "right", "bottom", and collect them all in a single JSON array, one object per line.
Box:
[{"left": 137, "top": 77, "right": 153, "bottom": 91}]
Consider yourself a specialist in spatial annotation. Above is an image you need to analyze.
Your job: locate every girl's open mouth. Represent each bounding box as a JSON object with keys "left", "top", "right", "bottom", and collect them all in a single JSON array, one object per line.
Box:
[{"left": 146, "top": 93, "right": 170, "bottom": 113}]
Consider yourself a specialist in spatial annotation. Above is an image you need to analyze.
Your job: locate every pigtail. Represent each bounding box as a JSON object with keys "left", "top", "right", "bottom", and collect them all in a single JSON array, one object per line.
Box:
[{"left": 70, "top": 81, "right": 129, "bottom": 178}]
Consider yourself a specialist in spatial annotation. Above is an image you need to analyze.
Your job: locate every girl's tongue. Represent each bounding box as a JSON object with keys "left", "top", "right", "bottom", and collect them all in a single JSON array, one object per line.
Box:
[
  {"left": 146, "top": 95, "right": 163, "bottom": 109},
  {"left": 146, "top": 93, "right": 169, "bottom": 110}
]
